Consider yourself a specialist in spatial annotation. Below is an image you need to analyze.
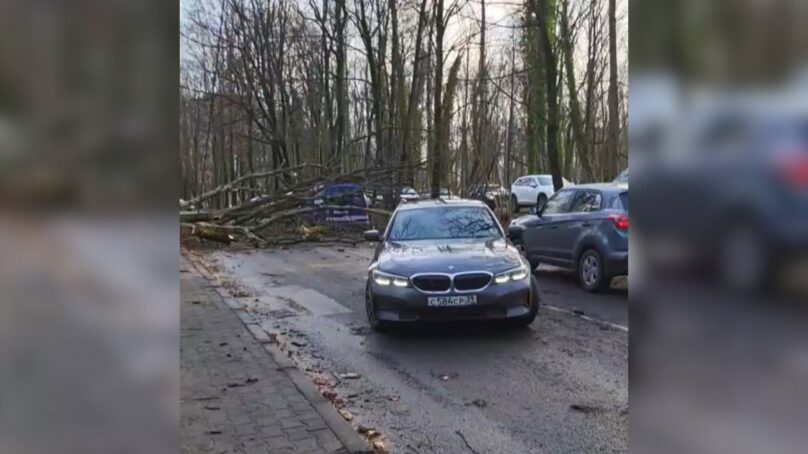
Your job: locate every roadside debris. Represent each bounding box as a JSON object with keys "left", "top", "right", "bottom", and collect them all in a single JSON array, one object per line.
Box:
[
  {"left": 470, "top": 398, "right": 487, "bottom": 408},
  {"left": 569, "top": 404, "right": 603, "bottom": 414},
  {"left": 338, "top": 408, "right": 354, "bottom": 421},
  {"left": 455, "top": 430, "right": 481, "bottom": 454},
  {"left": 338, "top": 372, "right": 361, "bottom": 380},
  {"left": 432, "top": 371, "right": 459, "bottom": 381}
]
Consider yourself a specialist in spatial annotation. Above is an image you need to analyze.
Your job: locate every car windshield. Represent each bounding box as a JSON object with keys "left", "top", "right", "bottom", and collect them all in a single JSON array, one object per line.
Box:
[{"left": 388, "top": 206, "right": 502, "bottom": 241}]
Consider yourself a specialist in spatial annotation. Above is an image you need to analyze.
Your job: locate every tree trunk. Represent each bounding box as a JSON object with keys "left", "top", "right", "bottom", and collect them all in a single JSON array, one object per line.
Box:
[{"left": 607, "top": 0, "right": 619, "bottom": 180}]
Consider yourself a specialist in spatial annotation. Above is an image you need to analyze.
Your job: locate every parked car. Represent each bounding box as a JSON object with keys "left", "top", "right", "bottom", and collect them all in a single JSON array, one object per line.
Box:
[
  {"left": 309, "top": 183, "right": 370, "bottom": 225},
  {"left": 363, "top": 199, "right": 539, "bottom": 331},
  {"left": 509, "top": 183, "right": 628, "bottom": 291},
  {"left": 510, "top": 174, "right": 574, "bottom": 212},
  {"left": 367, "top": 186, "right": 420, "bottom": 208},
  {"left": 633, "top": 103, "right": 808, "bottom": 291},
  {"left": 400, "top": 186, "right": 420, "bottom": 203},
  {"left": 613, "top": 168, "right": 628, "bottom": 185},
  {"left": 467, "top": 183, "right": 510, "bottom": 211},
  {"left": 418, "top": 187, "right": 460, "bottom": 200}
]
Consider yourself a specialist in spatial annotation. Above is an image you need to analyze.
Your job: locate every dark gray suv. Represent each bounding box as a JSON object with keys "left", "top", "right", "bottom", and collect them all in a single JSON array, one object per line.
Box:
[{"left": 508, "top": 183, "right": 629, "bottom": 291}]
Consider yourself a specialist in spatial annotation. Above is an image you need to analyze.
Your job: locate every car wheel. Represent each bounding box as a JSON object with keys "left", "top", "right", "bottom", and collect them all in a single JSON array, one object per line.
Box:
[
  {"left": 718, "top": 223, "right": 772, "bottom": 293},
  {"left": 511, "top": 195, "right": 520, "bottom": 213},
  {"left": 510, "top": 276, "right": 539, "bottom": 327},
  {"left": 537, "top": 193, "right": 547, "bottom": 207},
  {"left": 578, "top": 249, "right": 610, "bottom": 292},
  {"left": 365, "top": 281, "right": 390, "bottom": 332}
]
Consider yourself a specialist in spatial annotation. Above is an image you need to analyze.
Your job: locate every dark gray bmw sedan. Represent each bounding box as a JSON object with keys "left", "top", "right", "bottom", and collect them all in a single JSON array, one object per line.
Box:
[{"left": 363, "top": 199, "right": 539, "bottom": 331}]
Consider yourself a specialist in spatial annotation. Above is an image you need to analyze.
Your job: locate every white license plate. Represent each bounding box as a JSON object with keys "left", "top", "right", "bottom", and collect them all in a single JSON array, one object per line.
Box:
[{"left": 427, "top": 295, "right": 477, "bottom": 307}]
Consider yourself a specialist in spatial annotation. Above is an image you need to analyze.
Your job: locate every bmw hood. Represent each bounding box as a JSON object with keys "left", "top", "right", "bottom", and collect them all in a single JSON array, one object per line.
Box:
[{"left": 376, "top": 238, "right": 525, "bottom": 276}]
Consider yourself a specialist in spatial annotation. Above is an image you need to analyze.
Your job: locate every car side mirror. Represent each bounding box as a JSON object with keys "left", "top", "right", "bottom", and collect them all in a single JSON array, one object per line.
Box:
[
  {"left": 531, "top": 200, "right": 547, "bottom": 216},
  {"left": 364, "top": 229, "right": 382, "bottom": 242}
]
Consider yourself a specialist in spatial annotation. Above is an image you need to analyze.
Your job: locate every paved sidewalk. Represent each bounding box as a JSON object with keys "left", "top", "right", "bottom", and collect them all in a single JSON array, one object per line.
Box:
[{"left": 181, "top": 254, "right": 368, "bottom": 454}]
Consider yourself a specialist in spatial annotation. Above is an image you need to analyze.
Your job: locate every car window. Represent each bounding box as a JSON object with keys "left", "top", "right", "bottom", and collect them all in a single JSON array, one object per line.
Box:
[
  {"left": 388, "top": 207, "right": 502, "bottom": 241},
  {"left": 513, "top": 178, "right": 525, "bottom": 187},
  {"left": 542, "top": 190, "right": 575, "bottom": 215},
  {"left": 615, "top": 192, "right": 629, "bottom": 211},
  {"left": 537, "top": 176, "right": 552, "bottom": 186},
  {"left": 569, "top": 191, "right": 602, "bottom": 213}
]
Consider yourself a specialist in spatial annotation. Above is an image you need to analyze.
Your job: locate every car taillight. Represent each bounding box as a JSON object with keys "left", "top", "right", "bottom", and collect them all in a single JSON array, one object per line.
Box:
[
  {"left": 776, "top": 154, "right": 808, "bottom": 187},
  {"left": 608, "top": 214, "right": 629, "bottom": 230}
]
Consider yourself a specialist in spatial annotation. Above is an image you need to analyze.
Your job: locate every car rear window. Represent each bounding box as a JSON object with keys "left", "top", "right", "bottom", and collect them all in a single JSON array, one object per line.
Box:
[
  {"left": 538, "top": 176, "right": 552, "bottom": 185},
  {"left": 618, "top": 192, "right": 629, "bottom": 211}
]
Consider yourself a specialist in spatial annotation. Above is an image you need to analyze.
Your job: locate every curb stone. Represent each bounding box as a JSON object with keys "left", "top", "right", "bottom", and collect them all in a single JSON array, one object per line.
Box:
[{"left": 185, "top": 252, "right": 371, "bottom": 454}]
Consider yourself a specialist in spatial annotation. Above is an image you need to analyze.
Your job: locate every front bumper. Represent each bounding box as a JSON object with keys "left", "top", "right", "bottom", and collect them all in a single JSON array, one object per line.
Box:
[{"left": 370, "top": 278, "right": 536, "bottom": 322}]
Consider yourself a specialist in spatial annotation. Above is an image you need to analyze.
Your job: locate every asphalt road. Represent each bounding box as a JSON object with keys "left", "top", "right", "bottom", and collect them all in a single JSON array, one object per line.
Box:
[{"left": 201, "top": 244, "right": 628, "bottom": 453}]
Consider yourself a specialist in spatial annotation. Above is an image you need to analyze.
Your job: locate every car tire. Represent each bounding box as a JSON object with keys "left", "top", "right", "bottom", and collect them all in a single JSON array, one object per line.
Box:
[
  {"left": 365, "top": 281, "right": 391, "bottom": 332},
  {"left": 511, "top": 195, "right": 520, "bottom": 213},
  {"left": 578, "top": 249, "right": 610, "bottom": 292},
  {"left": 717, "top": 222, "right": 772, "bottom": 293},
  {"left": 510, "top": 276, "right": 539, "bottom": 327}
]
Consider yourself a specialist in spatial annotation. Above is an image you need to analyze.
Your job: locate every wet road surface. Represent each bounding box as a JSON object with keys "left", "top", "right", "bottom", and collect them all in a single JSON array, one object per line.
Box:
[{"left": 200, "top": 244, "right": 628, "bottom": 453}]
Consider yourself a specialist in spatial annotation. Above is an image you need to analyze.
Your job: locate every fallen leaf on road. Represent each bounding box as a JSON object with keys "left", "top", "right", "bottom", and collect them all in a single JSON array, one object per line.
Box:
[
  {"left": 387, "top": 395, "right": 400, "bottom": 402},
  {"left": 434, "top": 372, "right": 458, "bottom": 381},
  {"left": 372, "top": 440, "right": 387, "bottom": 452},
  {"left": 203, "top": 405, "right": 220, "bottom": 410},
  {"left": 338, "top": 372, "right": 361, "bottom": 380},
  {"left": 338, "top": 409, "right": 353, "bottom": 421},
  {"left": 573, "top": 309, "right": 585, "bottom": 316},
  {"left": 322, "top": 390, "right": 337, "bottom": 401},
  {"left": 471, "top": 398, "right": 487, "bottom": 408},
  {"left": 291, "top": 340, "right": 308, "bottom": 347},
  {"left": 357, "top": 425, "right": 374, "bottom": 434}
]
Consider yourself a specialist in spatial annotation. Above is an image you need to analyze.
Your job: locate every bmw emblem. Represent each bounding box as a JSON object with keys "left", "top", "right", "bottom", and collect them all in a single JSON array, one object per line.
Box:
[{"left": 448, "top": 265, "right": 455, "bottom": 271}]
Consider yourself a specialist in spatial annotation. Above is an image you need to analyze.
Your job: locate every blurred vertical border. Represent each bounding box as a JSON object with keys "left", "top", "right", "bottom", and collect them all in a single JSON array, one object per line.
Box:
[
  {"left": 630, "top": 1, "right": 808, "bottom": 453},
  {"left": 0, "top": 1, "right": 178, "bottom": 453}
]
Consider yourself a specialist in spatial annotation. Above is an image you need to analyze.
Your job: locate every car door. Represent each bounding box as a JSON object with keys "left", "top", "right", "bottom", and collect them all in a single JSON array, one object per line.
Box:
[
  {"left": 560, "top": 190, "right": 603, "bottom": 262},
  {"left": 511, "top": 177, "right": 526, "bottom": 204},
  {"left": 522, "top": 177, "right": 539, "bottom": 203},
  {"left": 522, "top": 189, "right": 576, "bottom": 263}
]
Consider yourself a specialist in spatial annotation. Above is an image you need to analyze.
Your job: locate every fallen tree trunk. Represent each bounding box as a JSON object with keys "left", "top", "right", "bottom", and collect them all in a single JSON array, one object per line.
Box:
[
  {"left": 250, "top": 205, "right": 393, "bottom": 233},
  {"left": 182, "top": 222, "right": 264, "bottom": 244},
  {"left": 180, "top": 163, "right": 324, "bottom": 210},
  {"left": 180, "top": 211, "right": 214, "bottom": 223}
]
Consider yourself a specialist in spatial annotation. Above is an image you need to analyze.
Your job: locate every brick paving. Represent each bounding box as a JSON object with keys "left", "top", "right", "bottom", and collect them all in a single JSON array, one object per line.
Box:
[{"left": 181, "top": 254, "right": 362, "bottom": 454}]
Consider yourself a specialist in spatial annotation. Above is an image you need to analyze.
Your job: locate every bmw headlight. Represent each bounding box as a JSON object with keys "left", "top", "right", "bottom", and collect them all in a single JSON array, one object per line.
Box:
[
  {"left": 494, "top": 265, "right": 529, "bottom": 284},
  {"left": 372, "top": 270, "right": 409, "bottom": 287}
]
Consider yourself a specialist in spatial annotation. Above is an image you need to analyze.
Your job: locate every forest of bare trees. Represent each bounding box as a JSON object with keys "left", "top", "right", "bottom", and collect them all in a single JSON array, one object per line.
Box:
[{"left": 179, "top": 0, "right": 627, "bottom": 224}]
